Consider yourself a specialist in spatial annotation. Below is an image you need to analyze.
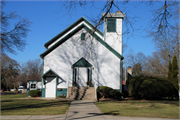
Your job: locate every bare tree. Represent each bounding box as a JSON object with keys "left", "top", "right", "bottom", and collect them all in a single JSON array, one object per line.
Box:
[
  {"left": 126, "top": 51, "right": 147, "bottom": 76},
  {"left": 60, "top": 0, "right": 179, "bottom": 50},
  {"left": 126, "top": 50, "right": 172, "bottom": 77},
  {"left": 127, "top": 50, "right": 146, "bottom": 67},
  {"left": 145, "top": 1, "right": 179, "bottom": 78},
  {"left": 16, "top": 73, "right": 28, "bottom": 88},
  {"left": 1, "top": 53, "right": 20, "bottom": 89},
  {"left": 145, "top": 24, "right": 180, "bottom": 77},
  {"left": 148, "top": 25, "right": 179, "bottom": 60},
  {"left": 132, "top": 63, "right": 142, "bottom": 76},
  {"left": 0, "top": 1, "right": 32, "bottom": 54},
  {"left": 147, "top": 0, "right": 179, "bottom": 39},
  {"left": 21, "top": 58, "right": 42, "bottom": 81},
  {"left": 143, "top": 51, "right": 169, "bottom": 77}
]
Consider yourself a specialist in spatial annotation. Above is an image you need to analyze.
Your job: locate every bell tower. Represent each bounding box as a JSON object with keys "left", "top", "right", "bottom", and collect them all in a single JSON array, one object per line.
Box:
[{"left": 103, "top": 11, "right": 125, "bottom": 55}]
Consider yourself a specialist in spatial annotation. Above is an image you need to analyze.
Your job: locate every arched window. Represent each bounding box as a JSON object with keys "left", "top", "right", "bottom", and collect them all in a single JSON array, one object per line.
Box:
[{"left": 81, "top": 33, "right": 85, "bottom": 40}]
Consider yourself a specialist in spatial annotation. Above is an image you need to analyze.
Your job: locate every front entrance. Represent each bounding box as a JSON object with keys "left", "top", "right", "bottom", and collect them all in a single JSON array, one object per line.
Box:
[
  {"left": 45, "top": 77, "right": 56, "bottom": 98},
  {"left": 77, "top": 68, "right": 88, "bottom": 86},
  {"left": 72, "top": 57, "right": 92, "bottom": 87},
  {"left": 42, "top": 69, "right": 60, "bottom": 98}
]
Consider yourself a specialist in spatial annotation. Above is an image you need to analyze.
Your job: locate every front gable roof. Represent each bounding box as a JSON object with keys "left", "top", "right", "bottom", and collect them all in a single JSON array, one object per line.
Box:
[
  {"left": 40, "top": 17, "right": 124, "bottom": 60},
  {"left": 72, "top": 57, "right": 92, "bottom": 67},
  {"left": 44, "top": 17, "right": 103, "bottom": 49},
  {"left": 42, "top": 69, "right": 59, "bottom": 79}
]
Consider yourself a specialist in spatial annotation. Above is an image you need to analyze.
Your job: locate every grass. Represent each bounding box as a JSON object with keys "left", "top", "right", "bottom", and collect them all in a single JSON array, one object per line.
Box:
[
  {"left": 1, "top": 94, "right": 27, "bottom": 99},
  {"left": 1, "top": 94, "right": 71, "bottom": 115},
  {"left": 96, "top": 100, "right": 179, "bottom": 119},
  {"left": 4, "top": 91, "right": 18, "bottom": 93}
]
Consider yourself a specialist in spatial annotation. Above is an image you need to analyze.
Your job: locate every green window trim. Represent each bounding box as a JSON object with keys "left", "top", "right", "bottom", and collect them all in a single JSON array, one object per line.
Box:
[
  {"left": 72, "top": 57, "right": 92, "bottom": 67},
  {"left": 81, "top": 33, "right": 85, "bottom": 40},
  {"left": 88, "top": 68, "right": 90, "bottom": 82},
  {"left": 42, "top": 69, "right": 59, "bottom": 79},
  {"left": 72, "top": 58, "right": 93, "bottom": 85},
  {"left": 72, "top": 67, "right": 92, "bottom": 85},
  {"left": 75, "top": 68, "right": 77, "bottom": 83},
  {"left": 107, "top": 18, "right": 116, "bottom": 32},
  {"left": 72, "top": 67, "right": 75, "bottom": 82}
]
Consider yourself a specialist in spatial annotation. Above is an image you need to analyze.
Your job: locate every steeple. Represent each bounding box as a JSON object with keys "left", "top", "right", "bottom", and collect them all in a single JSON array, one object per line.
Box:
[{"left": 103, "top": 11, "right": 125, "bottom": 55}]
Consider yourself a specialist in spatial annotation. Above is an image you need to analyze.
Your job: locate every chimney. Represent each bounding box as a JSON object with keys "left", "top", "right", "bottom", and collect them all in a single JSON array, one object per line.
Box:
[{"left": 127, "top": 66, "right": 132, "bottom": 79}]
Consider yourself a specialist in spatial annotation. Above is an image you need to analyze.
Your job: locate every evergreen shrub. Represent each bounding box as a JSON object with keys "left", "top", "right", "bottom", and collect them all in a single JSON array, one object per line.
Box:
[
  {"left": 126, "top": 76, "right": 178, "bottom": 99},
  {"left": 109, "top": 89, "right": 122, "bottom": 99},
  {"left": 97, "top": 86, "right": 122, "bottom": 99},
  {"left": 57, "top": 95, "right": 66, "bottom": 98},
  {"left": 28, "top": 90, "right": 41, "bottom": 97}
]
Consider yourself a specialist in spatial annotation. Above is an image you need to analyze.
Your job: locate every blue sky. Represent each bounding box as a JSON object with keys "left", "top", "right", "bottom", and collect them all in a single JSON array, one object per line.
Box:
[{"left": 4, "top": 1, "right": 158, "bottom": 65}]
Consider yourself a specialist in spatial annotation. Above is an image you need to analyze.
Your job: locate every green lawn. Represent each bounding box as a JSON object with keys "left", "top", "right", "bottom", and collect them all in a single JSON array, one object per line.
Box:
[
  {"left": 1, "top": 94, "right": 27, "bottom": 99},
  {"left": 1, "top": 94, "right": 71, "bottom": 115},
  {"left": 96, "top": 100, "right": 179, "bottom": 119}
]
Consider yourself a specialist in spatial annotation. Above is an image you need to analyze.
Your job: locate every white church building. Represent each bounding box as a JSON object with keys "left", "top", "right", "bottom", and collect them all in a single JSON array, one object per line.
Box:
[{"left": 40, "top": 11, "right": 125, "bottom": 98}]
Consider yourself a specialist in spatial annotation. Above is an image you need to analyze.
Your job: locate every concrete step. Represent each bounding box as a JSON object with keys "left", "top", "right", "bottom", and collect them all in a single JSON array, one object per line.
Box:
[
  {"left": 68, "top": 91, "right": 95, "bottom": 95},
  {"left": 68, "top": 95, "right": 95, "bottom": 99},
  {"left": 68, "top": 92, "right": 95, "bottom": 95},
  {"left": 68, "top": 92, "right": 95, "bottom": 97},
  {"left": 68, "top": 87, "right": 96, "bottom": 100},
  {"left": 68, "top": 88, "right": 94, "bottom": 90},
  {"left": 68, "top": 97, "right": 95, "bottom": 100}
]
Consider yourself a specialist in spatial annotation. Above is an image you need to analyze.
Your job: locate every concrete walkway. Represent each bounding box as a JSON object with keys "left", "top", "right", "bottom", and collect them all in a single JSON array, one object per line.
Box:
[
  {"left": 1, "top": 100, "right": 179, "bottom": 120},
  {"left": 66, "top": 100, "right": 104, "bottom": 120}
]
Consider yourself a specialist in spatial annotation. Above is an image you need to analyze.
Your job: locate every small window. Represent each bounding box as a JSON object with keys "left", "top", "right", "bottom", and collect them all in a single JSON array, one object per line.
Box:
[
  {"left": 31, "top": 84, "right": 36, "bottom": 89},
  {"left": 81, "top": 33, "right": 85, "bottom": 40},
  {"left": 107, "top": 18, "right": 116, "bottom": 32}
]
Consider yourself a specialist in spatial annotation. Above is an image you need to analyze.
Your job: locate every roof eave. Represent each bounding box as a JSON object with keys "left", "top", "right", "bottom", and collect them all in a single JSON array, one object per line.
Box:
[{"left": 44, "top": 17, "right": 104, "bottom": 49}]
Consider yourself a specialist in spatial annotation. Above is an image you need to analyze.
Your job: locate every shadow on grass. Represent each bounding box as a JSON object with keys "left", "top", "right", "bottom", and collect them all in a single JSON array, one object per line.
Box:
[
  {"left": 103, "top": 110, "right": 120, "bottom": 115},
  {"left": 157, "top": 101, "right": 179, "bottom": 106},
  {"left": 1, "top": 100, "right": 14, "bottom": 103},
  {"left": 70, "top": 101, "right": 96, "bottom": 106},
  {"left": 97, "top": 99, "right": 179, "bottom": 107},
  {"left": 67, "top": 111, "right": 104, "bottom": 119},
  {"left": 132, "top": 100, "right": 179, "bottom": 106},
  {"left": 1, "top": 100, "right": 70, "bottom": 111}
]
